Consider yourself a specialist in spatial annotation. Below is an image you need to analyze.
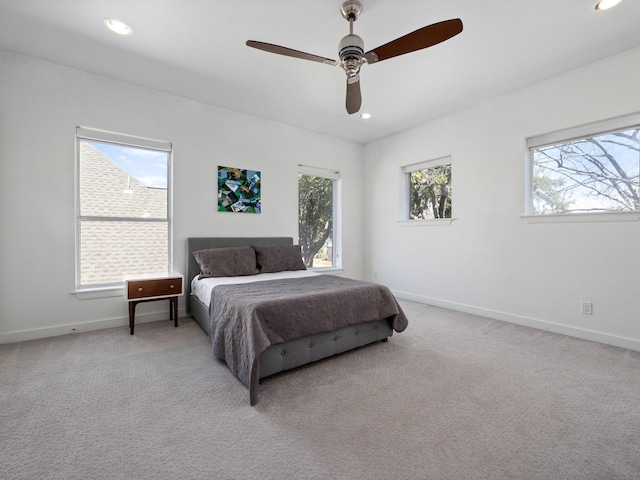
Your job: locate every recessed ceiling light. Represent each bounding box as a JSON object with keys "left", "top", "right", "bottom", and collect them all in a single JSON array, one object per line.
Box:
[
  {"left": 104, "top": 19, "right": 133, "bottom": 36},
  {"left": 593, "top": 0, "right": 624, "bottom": 11},
  {"left": 360, "top": 113, "right": 372, "bottom": 120}
]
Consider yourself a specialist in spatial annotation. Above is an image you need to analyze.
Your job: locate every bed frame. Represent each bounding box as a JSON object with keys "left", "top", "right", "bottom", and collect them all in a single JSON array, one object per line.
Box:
[{"left": 186, "top": 237, "right": 393, "bottom": 381}]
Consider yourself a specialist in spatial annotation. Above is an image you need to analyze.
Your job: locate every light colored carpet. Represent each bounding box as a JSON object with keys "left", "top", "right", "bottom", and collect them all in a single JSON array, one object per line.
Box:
[{"left": 1, "top": 300, "right": 639, "bottom": 480}]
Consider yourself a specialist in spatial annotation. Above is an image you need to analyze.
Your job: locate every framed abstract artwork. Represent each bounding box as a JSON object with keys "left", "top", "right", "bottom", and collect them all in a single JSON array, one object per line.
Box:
[{"left": 218, "top": 166, "right": 261, "bottom": 213}]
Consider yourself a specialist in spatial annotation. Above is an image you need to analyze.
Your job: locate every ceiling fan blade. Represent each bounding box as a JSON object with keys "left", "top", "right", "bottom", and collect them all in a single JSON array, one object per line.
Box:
[
  {"left": 346, "top": 75, "right": 362, "bottom": 115},
  {"left": 364, "top": 18, "right": 463, "bottom": 64},
  {"left": 246, "top": 40, "right": 339, "bottom": 66}
]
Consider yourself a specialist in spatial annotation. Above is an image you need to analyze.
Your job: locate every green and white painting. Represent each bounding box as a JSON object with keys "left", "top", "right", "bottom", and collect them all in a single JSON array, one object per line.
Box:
[{"left": 218, "top": 166, "right": 261, "bottom": 213}]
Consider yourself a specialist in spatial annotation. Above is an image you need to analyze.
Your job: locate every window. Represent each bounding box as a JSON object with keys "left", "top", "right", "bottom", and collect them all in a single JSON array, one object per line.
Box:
[
  {"left": 527, "top": 114, "right": 639, "bottom": 216},
  {"left": 76, "top": 127, "right": 172, "bottom": 290},
  {"left": 401, "top": 158, "right": 452, "bottom": 220},
  {"left": 298, "top": 166, "right": 341, "bottom": 269}
]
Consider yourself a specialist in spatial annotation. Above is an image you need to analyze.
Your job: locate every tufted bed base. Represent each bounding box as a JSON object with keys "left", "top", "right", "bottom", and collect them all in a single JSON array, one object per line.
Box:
[{"left": 259, "top": 319, "right": 392, "bottom": 378}]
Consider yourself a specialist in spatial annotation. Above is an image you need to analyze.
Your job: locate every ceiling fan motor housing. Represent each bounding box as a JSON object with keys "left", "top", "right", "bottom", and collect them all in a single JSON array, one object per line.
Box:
[{"left": 339, "top": 34, "right": 364, "bottom": 76}]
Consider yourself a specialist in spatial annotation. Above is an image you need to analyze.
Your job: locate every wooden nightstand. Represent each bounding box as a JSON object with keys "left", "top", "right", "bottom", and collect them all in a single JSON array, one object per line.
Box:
[{"left": 125, "top": 273, "right": 184, "bottom": 335}]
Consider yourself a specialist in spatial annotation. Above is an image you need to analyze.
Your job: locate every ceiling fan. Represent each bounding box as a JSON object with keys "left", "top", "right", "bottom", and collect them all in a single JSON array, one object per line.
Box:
[{"left": 246, "top": 0, "right": 463, "bottom": 115}]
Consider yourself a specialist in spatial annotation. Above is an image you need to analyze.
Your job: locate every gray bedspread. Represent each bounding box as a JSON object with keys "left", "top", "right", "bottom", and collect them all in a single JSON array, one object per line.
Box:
[{"left": 208, "top": 274, "right": 408, "bottom": 405}]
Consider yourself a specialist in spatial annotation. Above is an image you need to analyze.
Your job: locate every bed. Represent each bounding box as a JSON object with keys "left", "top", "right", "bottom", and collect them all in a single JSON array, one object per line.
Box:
[{"left": 186, "top": 237, "right": 408, "bottom": 405}]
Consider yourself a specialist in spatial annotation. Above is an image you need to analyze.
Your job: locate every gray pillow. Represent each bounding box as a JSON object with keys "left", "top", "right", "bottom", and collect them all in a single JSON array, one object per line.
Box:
[
  {"left": 252, "top": 244, "right": 306, "bottom": 273},
  {"left": 193, "top": 246, "right": 258, "bottom": 279}
]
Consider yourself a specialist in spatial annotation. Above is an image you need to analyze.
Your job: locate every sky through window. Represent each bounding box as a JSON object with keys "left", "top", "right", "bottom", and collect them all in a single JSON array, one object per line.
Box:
[{"left": 92, "top": 141, "right": 168, "bottom": 188}]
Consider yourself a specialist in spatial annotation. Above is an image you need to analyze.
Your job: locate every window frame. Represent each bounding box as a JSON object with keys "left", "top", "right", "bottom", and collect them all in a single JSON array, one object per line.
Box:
[
  {"left": 74, "top": 126, "right": 174, "bottom": 295},
  {"left": 400, "top": 156, "right": 454, "bottom": 225},
  {"left": 297, "top": 165, "right": 342, "bottom": 271},
  {"left": 524, "top": 113, "right": 640, "bottom": 223}
]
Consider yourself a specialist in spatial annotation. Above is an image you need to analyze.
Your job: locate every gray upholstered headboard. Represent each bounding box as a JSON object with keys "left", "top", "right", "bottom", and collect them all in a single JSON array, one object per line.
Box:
[{"left": 186, "top": 237, "right": 293, "bottom": 313}]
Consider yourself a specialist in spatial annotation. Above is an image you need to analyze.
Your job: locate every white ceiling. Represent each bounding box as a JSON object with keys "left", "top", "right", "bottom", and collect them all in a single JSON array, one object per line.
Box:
[{"left": 1, "top": 0, "right": 640, "bottom": 144}]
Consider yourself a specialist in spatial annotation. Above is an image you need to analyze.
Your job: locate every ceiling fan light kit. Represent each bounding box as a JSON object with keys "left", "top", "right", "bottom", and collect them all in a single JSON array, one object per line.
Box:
[{"left": 247, "top": 1, "right": 462, "bottom": 115}]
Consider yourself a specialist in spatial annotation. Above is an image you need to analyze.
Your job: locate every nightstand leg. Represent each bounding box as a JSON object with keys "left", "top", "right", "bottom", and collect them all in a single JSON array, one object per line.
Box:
[
  {"left": 171, "top": 297, "right": 178, "bottom": 327},
  {"left": 129, "top": 302, "right": 136, "bottom": 335}
]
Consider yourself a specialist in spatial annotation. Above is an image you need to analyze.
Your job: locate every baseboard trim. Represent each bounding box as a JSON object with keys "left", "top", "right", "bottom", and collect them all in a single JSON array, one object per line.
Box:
[
  {"left": 393, "top": 290, "right": 640, "bottom": 352},
  {"left": 0, "top": 308, "right": 189, "bottom": 344},
  {"left": 5, "top": 294, "right": 639, "bottom": 353}
]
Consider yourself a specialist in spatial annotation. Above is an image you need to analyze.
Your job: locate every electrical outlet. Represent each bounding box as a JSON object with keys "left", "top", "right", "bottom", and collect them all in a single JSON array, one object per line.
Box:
[{"left": 581, "top": 302, "right": 593, "bottom": 315}]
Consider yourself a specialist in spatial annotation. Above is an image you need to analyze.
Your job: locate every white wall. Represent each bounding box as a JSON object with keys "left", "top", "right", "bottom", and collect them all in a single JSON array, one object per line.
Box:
[
  {"left": 364, "top": 47, "right": 640, "bottom": 351},
  {"left": 0, "top": 51, "right": 364, "bottom": 343},
  {"left": 3, "top": 46, "right": 639, "bottom": 349}
]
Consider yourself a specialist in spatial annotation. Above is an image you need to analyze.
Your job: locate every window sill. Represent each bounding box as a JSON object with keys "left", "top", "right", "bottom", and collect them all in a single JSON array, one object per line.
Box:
[
  {"left": 522, "top": 211, "right": 640, "bottom": 224},
  {"left": 309, "top": 267, "right": 344, "bottom": 273},
  {"left": 72, "top": 286, "right": 124, "bottom": 300},
  {"left": 398, "top": 218, "right": 454, "bottom": 226}
]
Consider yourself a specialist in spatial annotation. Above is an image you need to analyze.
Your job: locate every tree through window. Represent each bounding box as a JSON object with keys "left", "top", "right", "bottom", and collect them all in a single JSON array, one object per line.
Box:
[
  {"left": 530, "top": 126, "right": 639, "bottom": 215},
  {"left": 298, "top": 167, "right": 341, "bottom": 269},
  {"left": 402, "top": 159, "right": 452, "bottom": 221}
]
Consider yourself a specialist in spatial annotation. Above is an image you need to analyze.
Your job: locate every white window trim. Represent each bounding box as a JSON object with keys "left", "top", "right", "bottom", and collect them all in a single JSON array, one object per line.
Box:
[
  {"left": 524, "top": 112, "right": 640, "bottom": 221},
  {"left": 76, "top": 126, "right": 171, "bottom": 152},
  {"left": 74, "top": 126, "right": 174, "bottom": 295},
  {"left": 400, "top": 156, "right": 454, "bottom": 224},
  {"left": 526, "top": 112, "right": 640, "bottom": 149},
  {"left": 298, "top": 164, "right": 342, "bottom": 270},
  {"left": 72, "top": 286, "right": 124, "bottom": 300},
  {"left": 398, "top": 218, "right": 454, "bottom": 226},
  {"left": 522, "top": 211, "right": 640, "bottom": 224}
]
